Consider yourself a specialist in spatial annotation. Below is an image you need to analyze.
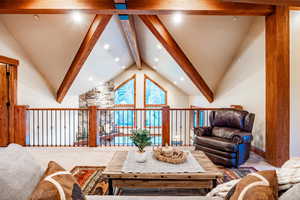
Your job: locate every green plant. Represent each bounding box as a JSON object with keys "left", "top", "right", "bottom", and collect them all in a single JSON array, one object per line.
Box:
[{"left": 130, "top": 129, "right": 152, "bottom": 152}]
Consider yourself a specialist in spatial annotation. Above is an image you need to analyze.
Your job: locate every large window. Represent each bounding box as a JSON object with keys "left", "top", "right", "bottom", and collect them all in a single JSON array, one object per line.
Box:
[
  {"left": 144, "top": 75, "right": 167, "bottom": 127},
  {"left": 114, "top": 76, "right": 136, "bottom": 127}
]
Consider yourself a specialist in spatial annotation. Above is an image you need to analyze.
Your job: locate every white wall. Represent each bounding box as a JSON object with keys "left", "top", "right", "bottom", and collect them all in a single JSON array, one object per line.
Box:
[
  {"left": 112, "top": 64, "right": 189, "bottom": 108},
  {"left": 290, "top": 11, "right": 300, "bottom": 157},
  {"left": 189, "top": 17, "right": 266, "bottom": 151},
  {"left": 0, "top": 20, "right": 78, "bottom": 108}
]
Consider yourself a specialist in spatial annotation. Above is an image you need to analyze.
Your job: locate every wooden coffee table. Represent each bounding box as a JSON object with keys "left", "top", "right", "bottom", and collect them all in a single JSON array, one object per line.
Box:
[{"left": 102, "top": 151, "right": 223, "bottom": 195}]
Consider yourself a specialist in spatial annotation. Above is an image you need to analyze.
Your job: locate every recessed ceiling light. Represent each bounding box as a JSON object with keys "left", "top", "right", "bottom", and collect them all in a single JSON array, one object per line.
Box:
[
  {"left": 115, "top": 57, "right": 120, "bottom": 62},
  {"left": 154, "top": 57, "right": 159, "bottom": 62},
  {"left": 233, "top": 16, "right": 238, "bottom": 21},
  {"left": 33, "top": 15, "right": 40, "bottom": 21},
  {"left": 121, "top": 65, "right": 126, "bottom": 69},
  {"left": 156, "top": 44, "right": 162, "bottom": 50},
  {"left": 103, "top": 43, "right": 110, "bottom": 50},
  {"left": 153, "top": 66, "right": 158, "bottom": 70},
  {"left": 180, "top": 77, "right": 185, "bottom": 81},
  {"left": 88, "top": 77, "right": 93, "bottom": 81},
  {"left": 71, "top": 12, "right": 83, "bottom": 23},
  {"left": 173, "top": 81, "right": 177, "bottom": 85},
  {"left": 173, "top": 13, "right": 183, "bottom": 24}
]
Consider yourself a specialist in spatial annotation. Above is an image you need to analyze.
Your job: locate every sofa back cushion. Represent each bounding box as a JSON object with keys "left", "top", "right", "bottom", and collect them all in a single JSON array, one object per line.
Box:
[
  {"left": 211, "top": 127, "right": 241, "bottom": 140},
  {"left": 0, "top": 144, "right": 43, "bottom": 200},
  {"left": 210, "top": 109, "right": 249, "bottom": 130}
]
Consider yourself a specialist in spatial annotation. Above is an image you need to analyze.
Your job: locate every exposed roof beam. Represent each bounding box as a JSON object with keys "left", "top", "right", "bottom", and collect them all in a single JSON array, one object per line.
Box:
[
  {"left": 222, "top": 0, "right": 300, "bottom": 6},
  {"left": 0, "top": 0, "right": 272, "bottom": 15},
  {"left": 139, "top": 15, "right": 214, "bottom": 103},
  {"left": 56, "top": 15, "right": 112, "bottom": 103},
  {"left": 120, "top": 16, "right": 142, "bottom": 69},
  {"left": 114, "top": 0, "right": 142, "bottom": 69}
]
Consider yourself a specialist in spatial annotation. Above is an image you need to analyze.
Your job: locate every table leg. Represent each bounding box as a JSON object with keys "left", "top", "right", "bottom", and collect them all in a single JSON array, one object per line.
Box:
[{"left": 108, "top": 179, "right": 114, "bottom": 195}]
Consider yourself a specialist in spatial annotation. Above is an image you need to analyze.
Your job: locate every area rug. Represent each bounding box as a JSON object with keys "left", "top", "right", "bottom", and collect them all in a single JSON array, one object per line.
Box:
[
  {"left": 217, "top": 167, "right": 258, "bottom": 184},
  {"left": 71, "top": 166, "right": 108, "bottom": 195}
]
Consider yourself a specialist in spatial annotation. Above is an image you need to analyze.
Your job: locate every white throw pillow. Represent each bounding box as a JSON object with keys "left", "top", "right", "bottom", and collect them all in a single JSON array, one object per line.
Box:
[{"left": 0, "top": 144, "right": 43, "bottom": 200}]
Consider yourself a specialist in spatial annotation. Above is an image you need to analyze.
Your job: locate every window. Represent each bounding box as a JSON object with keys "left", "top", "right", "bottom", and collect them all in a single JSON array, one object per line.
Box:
[
  {"left": 193, "top": 111, "right": 205, "bottom": 128},
  {"left": 114, "top": 76, "right": 136, "bottom": 127},
  {"left": 144, "top": 75, "right": 167, "bottom": 127}
]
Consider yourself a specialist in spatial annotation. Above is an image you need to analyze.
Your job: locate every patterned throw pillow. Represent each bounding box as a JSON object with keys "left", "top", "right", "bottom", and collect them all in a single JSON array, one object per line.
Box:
[
  {"left": 227, "top": 170, "right": 278, "bottom": 200},
  {"left": 30, "top": 161, "right": 86, "bottom": 200}
]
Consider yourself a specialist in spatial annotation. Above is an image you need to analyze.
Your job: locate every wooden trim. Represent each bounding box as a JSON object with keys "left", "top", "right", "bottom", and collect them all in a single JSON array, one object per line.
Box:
[
  {"left": 0, "top": 0, "right": 273, "bottom": 16},
  {"left": 56, "top": 15, "right": 112, "bottom": 103},
  {"left": 144, "top": 74, "right": 168, "bottom": 106},
  {"left": 14, "top": 105, "right": 28, "bottom": 146},
  {"left": 265, "top": 6, "right": 290, "bottom": 167},
  {"left": 139, "top": 15, "right": 214, "bottom": 103},
  {"left": 88, "top": 106, "right": 97, "bottom": 147},
  {"left": 222, "top": 0, "right": 300, "bottom": 6},
  {"left": 114, "top": 74, "right": 136, "bottom": 108},
  {"left": 251, "top": 146, "right": 266, "bottom": 158},
  {"left": 0, "top": 55, "right": 19, "bottom": 66}
]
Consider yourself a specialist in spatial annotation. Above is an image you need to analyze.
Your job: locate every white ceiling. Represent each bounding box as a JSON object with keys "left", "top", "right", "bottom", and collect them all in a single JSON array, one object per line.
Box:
[
  {"left": 0, "top": 14, "right": 254, "bottom": 99},
  {"left": 0, "top": 14, "right": 95, "bottom": 93}
]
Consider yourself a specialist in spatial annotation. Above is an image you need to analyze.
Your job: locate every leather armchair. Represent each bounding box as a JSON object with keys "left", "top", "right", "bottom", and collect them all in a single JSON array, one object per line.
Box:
[{"left": 194, "top": 109, "right": 255, "bottom": 168}]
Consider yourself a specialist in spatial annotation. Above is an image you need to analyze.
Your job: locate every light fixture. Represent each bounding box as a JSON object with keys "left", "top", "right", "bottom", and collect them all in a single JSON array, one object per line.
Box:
[
  {"left": 173, "top": 13, "right": 183, "bottom": 24},
  {"left": 88, "top": 77, "right": 93, "bottom": 81},
  {"left": 103, "top": 43, "right": 110, "bottom": 50},
  {"left": 33, "top": 15, "right": 40, "bottom": 21},
  {"left": 71, "top": 12, "right": 83, "bottom": 23},
  {"left": 173, "top": 81, "right": 177, "bottom": 85},
  {"left": 153, "top": 66, "right": 158, "bottom": 70},
  {"left": 121, "top": 65, "right": 126, "bottom": 69},
  {"left": 154, "top": 57, "right": 159, "bottom": 62},
  {"left": 156, "top": 44, "right": 162, "bottom": 50},
  {"left": 233, "top": 16, "right": 238, "bottom": 21},
  {"left": 180, "top": 77, "right": 185, "bottom": 81},
  {"left": 115, "top": 57, "right": 120, "bottom": 62}
]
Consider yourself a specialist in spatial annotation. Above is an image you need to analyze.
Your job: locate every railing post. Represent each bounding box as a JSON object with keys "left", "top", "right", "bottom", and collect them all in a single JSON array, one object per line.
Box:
[
  {"left": 88, "top": 106, "right": 97, "bottom": 147},
  {"left": 14, "top": 105, "right": 29, "bottom": 146},
  {"left": 162, "top": 105, "right": 170, "bottom": 146}
]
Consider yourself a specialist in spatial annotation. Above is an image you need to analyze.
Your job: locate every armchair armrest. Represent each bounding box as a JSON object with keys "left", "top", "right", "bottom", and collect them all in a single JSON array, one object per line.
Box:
[
  {"left": 231, "top": 131, "right": 253, "bottom": 144},
  {"left": 194, "top": 127, "right": 212, "bottom": 137}
]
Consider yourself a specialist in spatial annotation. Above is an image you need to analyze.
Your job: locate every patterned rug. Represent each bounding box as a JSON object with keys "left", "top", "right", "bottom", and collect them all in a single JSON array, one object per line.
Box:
[
  {"left": 71, "top": 166, "right": 108, "bottom": 195},
  {"left": 70, "top": 166, "right": 257, "bottom": 196}
]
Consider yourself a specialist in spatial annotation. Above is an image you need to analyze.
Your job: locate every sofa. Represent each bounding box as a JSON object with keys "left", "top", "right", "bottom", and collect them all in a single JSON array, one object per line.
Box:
[
  {"left": 194, "top": 109, "right": 255, "bottom": 167},
  {"left": 0, "top": 144, "right": 221, "bottom": 200}
]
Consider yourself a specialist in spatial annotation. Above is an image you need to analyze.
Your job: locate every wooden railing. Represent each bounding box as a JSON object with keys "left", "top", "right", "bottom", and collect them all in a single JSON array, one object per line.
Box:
[{"left": 13, "top": 106, "right": 220, "bottom": 147}]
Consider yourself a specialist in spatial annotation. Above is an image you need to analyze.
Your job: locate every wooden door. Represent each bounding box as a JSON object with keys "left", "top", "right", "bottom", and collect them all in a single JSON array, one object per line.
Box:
[{"left": 0, "top": 64, "right": 9, "bottom": 146}]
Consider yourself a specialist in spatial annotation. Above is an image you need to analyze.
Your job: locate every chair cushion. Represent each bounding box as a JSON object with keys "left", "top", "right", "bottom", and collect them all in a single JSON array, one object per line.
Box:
[
  {"left": 0, "top": 144, "right": 43, "bottom": 200},
  {"left": 30, "top": 161, "right": 86, "bottom": 200},
  {"left": 194, "top": 136, "right": 238, "bottom": 152},
  {"left": 212, "top": 110, "right": 248, "bottom": 129},
  {"left": 211, "top": 127, "right": 242, "bottom": 140}
]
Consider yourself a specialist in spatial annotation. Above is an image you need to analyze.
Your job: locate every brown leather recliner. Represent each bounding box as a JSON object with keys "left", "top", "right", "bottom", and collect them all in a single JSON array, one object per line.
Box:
[{"left": 194, "top": 109, "right": 255, "bottom": 168}]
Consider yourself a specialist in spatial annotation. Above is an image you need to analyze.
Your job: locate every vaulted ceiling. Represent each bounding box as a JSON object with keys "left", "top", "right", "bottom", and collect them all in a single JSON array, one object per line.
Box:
[{"left": 0, "top": 13, "right": 254, "bottom": 100}]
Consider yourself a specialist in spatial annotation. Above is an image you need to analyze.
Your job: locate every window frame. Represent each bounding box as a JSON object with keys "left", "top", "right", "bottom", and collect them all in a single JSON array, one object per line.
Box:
[
  {"left": 144, "top": 75, "right": 168, "bottom": 128},
  {"left": 114, "top": 75, "right": 136, "bottom": 128}
]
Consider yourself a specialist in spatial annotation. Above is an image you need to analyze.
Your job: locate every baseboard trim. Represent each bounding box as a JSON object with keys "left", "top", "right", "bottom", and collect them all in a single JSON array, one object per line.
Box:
[{"left": 251, "top": 146, "right": 265, "bottom": 158}]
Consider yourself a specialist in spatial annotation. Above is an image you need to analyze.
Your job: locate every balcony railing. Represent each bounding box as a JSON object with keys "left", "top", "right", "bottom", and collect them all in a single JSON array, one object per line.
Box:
[{"left": 13, "top": 106, "right": 220, "bottom": 147}]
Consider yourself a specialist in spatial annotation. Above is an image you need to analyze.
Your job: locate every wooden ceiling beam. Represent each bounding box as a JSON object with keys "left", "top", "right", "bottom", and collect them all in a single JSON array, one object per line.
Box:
[
  {"left": 0, "top": 0, "right": 272, "bottom": 15},
  {"left": 139, "top": 15, "right": 214, "bottom": 103},
  {"left": 222, "top": 0, "right": 300, "bottom": 6},
  {"left": 114, "top": 0, "right": 142, "bottom": 69},
  {"left": 56, "top": 15, "right": 112, "bottom": 103}
]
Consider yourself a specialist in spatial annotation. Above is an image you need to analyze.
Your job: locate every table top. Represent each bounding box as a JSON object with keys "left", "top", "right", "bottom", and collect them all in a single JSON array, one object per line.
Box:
[{"left": 103, "top": 151, "right": 223, "bottom": 180}]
